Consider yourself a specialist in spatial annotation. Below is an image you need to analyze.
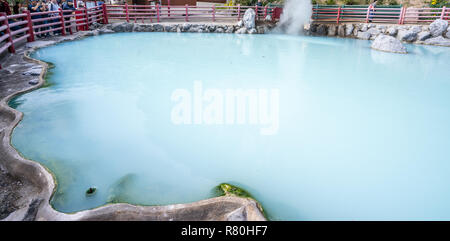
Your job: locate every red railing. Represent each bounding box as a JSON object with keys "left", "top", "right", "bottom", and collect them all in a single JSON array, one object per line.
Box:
[
  {"left": 2, "top": 4, "right": 450, "bottom": 69},
  {"left": 312, "top": 5, "right": 449, "bottom": 24},
  {"left": 105, "top": 4, "right": 276, "bottom": 23},
  {"left": 0, "top": 5, "right": 105, "bottom": 69}
]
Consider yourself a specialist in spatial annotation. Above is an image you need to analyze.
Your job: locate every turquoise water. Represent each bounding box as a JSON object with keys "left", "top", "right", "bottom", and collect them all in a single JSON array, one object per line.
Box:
[{"left": 10, "top": 32, "right": 450, "bottom": 220}]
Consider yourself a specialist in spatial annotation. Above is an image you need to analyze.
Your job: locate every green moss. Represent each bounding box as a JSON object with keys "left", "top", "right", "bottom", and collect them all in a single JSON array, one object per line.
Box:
[
  {"left": 216, "top": 183, "right": 254, "bottom": 199},
  {"left": 214, "top": 183, "right": 266, "bottom": 217},
  {"left": 42, "top": 61, "right": 56, "bottom": 88},
  {"left": 7, "top": 61, "right": 56, "bottom": 109}
]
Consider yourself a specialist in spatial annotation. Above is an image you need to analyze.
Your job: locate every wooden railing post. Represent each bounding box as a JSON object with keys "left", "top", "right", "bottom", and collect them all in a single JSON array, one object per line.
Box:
[
  {"left": 212, "top": 5, "right": 215, "bottom": 22},
  {"left": 237, "top": 4, "right": 241, "bottom": 21},
  {"left": 59, "top": 8, "right": 66, "bottom": 36},
  {"left": 441, "top": 6, "right": 447, "bottom": 20},
  {"left": 185, "top": 4, "right": 189, "bottom": 22},
  {"left": 264, "top": 6, "right": 268, "bottom": 19},
  {"left": 365, "top": 5, "right": 372, "bottom": 23},
  {"left": 168, "top": 1, "right": 171, "bottom": 17},
  {"left": 398, "top": 7, "right": 405, "bottom": 24},
  {"left": 1, "top": 13, "right": 15, "bottom": 53},
  {"left": 102, "top": 4, "right": 109, "bottom": 24},
  {"left": 85, "top": 7, "right": 89, "bottom": 30},
  {"left": 337, "top": 6, "right": 341, "bottom": 24},
  {"left": 25, "top": 10, "right": 35, "bottom": 42},
  {"left": 125, "top": 3, "right": 129, "bottom": 22},
  {"left": 156, "top": 4, "right": 160, "bottom": 22}
]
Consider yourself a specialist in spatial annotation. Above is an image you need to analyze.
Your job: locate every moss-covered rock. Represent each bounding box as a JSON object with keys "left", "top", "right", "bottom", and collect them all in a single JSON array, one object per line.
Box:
[
  {"left": 86, "top": 187, "right": 97, "bottom": 196},
  {"left": 214, "top": 183, "right": 265, "bottom": 216}
]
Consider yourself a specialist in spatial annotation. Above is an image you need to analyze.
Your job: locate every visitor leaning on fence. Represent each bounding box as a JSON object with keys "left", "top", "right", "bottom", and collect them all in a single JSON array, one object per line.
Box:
[
  {"left": 62, "top": 0, "right": 76, "bottom": 33},
  {"left": 0, "top": 0, "right": 11, "bottom": 15},
  {"left": 48, "top": 0, "right": 61, "bottom": 35},
  {"left": 0, "top": 0, "right": 11, "bottom": 36},
  {"left": 38, "top": 1, "right": 50, "bottom": 38},
  {"left": 369, "top": 0, "right": 377, "bottom": 23}
]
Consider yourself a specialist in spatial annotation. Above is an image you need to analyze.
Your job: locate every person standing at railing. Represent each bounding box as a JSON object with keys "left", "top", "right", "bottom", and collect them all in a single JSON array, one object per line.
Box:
[
  {"left": 28, "top": 0, "right": 44, "bottom": 38},
  {"left": 369, "top": 0, "right": 377, "bottom": 23},
  {"left": 62, "top": 0, "right": 76, "bottom": 33},
  {"left": 75, "top": 0, "right": 87, "bottom": 31},
  {"left": 0, "top": 0, "right": 11, "bottom": 15},
  {"left": 256, "top": 0, "right": 263, "bottom": 19},
  {"left": 48, "top": 0, "right": 61, "bottom": 35},
  {"left": 0, "top": 0, "right": 11, "bottom": 36},
  {"left": 38, "top": 0, "right": 51, "bottom": 37},
  {"left": 13, "top": 1, "right": 20, "bottom": 14}
]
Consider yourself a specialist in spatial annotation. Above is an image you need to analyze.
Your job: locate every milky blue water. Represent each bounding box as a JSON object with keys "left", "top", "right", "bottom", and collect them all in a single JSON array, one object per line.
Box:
[{"left": 10, "top": 32, "right": 450, "bottom": 220}]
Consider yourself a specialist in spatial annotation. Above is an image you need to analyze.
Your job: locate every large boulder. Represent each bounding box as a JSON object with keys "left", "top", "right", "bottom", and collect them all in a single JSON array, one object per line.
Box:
[
  {"left": 337, "top": 25, "right": 345, "bottom": 37},
  {"left": 357, "top": 31, "right": 371, "bottom": 40},
  {"left": 424, "top": 36, "right": 450, "bottom": 46},
  {"left": 328, "top": 25, "right": 336, "bottom": 36},
  {"left": 387, "top": 27, "right": 398, "bottom": 36},
  {"left": 236, "top": 27, "right": 247, "bottom": 34},
  {"left": 367, "top": 27, "right": 381, "bottom": 39},
  {"left": 371, "top": 34, "right": 407, "bottom": 54},
  {"left": 345, "top": 24, "right": 354, "bottom": 36},
  {"left": 316, "top": 24, "right": 328, "bottom": 35},
  {"left": 243, "top": 8, "right": 256, "bottom": 30},
  {"left": 429, "top": 19, "right": 448, "bottom": 37},
  {"left": 111, "top": 22, "right": 127, "bottom": 32},
  {"left": 446, "top": 27, "right": 450, "bottom": 39},
  {"left": 397, "top": 29, "right": 418, "bottom": 42},
  {"left": 417, "top": 31, "right": 431, "bottom": 41}
]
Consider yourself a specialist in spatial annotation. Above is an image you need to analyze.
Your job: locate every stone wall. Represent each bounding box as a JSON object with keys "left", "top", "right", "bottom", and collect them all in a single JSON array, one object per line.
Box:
[
  {"left": 100, "top": 21, "right": 276, "bottom": 35},
  {"left": 306, "top": 20, "right": 450, "bottom": 47}
]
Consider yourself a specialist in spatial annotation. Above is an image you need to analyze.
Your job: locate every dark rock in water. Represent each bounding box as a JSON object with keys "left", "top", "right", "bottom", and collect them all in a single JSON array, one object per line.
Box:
[{"left": 86, "top": 187, "right": 97, "bottom": 196}]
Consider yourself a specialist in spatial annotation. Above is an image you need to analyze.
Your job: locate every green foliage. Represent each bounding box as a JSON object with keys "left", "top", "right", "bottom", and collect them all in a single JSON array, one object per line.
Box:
[
  {"left": 377, "top": 0, "right": 384, "bottom": 5},
  {"left": 325, "top": 0, "right": 336, "bottom": 5},
  {"left": 343, "top": 0, "right": 357, "bottom": 5},
  {"left": 312, "top": 0, "right": 318, "bottom": 4},
  {"left": 388, "top": 0, "right": 399, "bottom": 5},
  {"left": 429, "top": 0, "right": 450, "bottom": 8},
  {"left": 216, "top": 183, "right": 254, "bottom": 199}
]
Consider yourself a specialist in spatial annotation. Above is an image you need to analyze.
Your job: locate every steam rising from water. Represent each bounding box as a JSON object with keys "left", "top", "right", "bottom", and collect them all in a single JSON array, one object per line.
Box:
[{"left": 275, "top": 0, "right": 312, "bottom": 35}]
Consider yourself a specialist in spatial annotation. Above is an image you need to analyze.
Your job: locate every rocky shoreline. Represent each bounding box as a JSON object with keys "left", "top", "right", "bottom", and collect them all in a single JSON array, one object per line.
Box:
[
  {"left": 0, "top": 29, "right": 266, "bottom": 221},
  {"left": 306, "top": 19, "right": 450, "bottom": 47}
]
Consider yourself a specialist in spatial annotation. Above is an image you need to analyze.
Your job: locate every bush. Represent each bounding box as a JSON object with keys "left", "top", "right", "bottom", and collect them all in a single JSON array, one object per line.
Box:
[
  {"left": 430, "top": 0, "right": 450, "bottom": 8},
  {"left": 325, "top": 0, "right": 336, "bottom": 5},
  {"left": 388, "top": 0, "right": 399, "bottom": 5},
  {"left": 377, "top": 0, "right": 384, "bottom": 5},
  {"left": 343, "top": 0, "right": 357, "bottom": 5}
]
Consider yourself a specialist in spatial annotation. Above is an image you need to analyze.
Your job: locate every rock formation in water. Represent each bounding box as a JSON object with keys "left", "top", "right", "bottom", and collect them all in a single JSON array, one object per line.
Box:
[
  {"left": 429, "top": 19, "right": 449, "bottom": 37},
  {"left": 371, "top": 34, "right": 407, "bottom": 54},
  {"left": 306, "top": 19, "right": 450, "bottom": 47}
]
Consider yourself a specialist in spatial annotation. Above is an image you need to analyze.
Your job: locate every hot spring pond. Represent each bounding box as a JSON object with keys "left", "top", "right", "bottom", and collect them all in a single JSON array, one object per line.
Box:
[{"left": 10, "top": 32, "right": 450, "bottom": 220}]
